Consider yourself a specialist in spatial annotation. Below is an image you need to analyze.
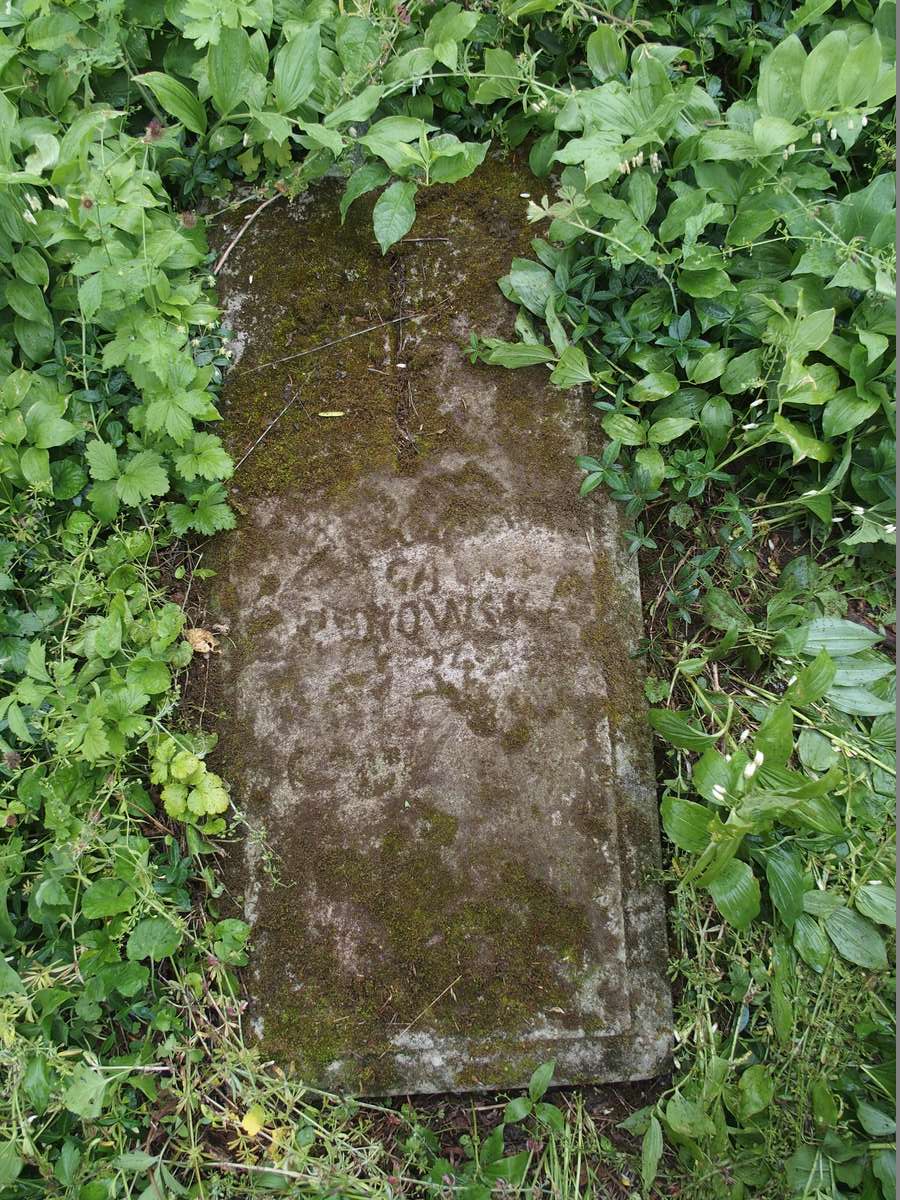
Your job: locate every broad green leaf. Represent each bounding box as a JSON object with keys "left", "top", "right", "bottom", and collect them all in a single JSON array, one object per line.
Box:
[
  {"left": 126, "top": 917, "right": 183, "bottom": 962},
  {"left": 720, "top": 349, "right": 763, "bottom": 395},
  {"left": 208, "top": 27, "right": 250, "bottom": 117},
  {"left": 799, "top": 617, "right": 881, "bottom": 656},
  {"left": 765, "top": 845, "right": 805, "bottom": 927},
  {"left": 116, "top": 451, "right": 169, "bottom": 506},
  {"left": 754, "top": 702, "right": 793, "bottom": 767},
  {"left": 137, "top": 72, "right": 207, "bottom": 134},
  {"left": 649, "top": 708, "right": 718, "bottom": 750},
  {"left": 82, "top": 879, "right": 137, "bottom": 919},
  {"left": 691, "top": 348, "right": 732, "bottom": 385},
  {"left": 822, "top": 389, "right": 880, "bottom": 438},
  {"left": 838, "top": 32, "right": 882, "bottom": 108},
  {"left": 793, "top": 912, "right": 831, "bottom": 972},
  {"left": 528, "top": 1058, "right": 555, "bottom": 1101},
  {"left": 85, "top": 440, "right": 119, "bottom": 482},
  {"left": 801, "top": 30, "right": 848, "bottom": 113},
  {"left": 699, "top": 395, "right": 733, "bottom": 454},
  {"left": 481, "top": 340, "right": 555, "bottom": 368},
  {"left": 586, "top": 26, "right": 626, "bottom": 80},
  {"left": 855, "top": 883, "right": 896, "bottom": 929},
  {"left": 63, "top": 1065, "right": 109, "bottom": 1119},
  {"left": 665, "top": 1093, "right": 715, "bottom": 1138},
  {"left": 641, "top": 1116, "right": 663, "bottom": 1190},
  {"left": 601, "top": 413, "right": 645, "bottom": 445},
  {"left": 5, "top": 279, "right": 49, "bottom": 324},
  {"left": 753, "top": 116, "right": 803, "bottom": 154},
  {"left": 631, "top": 372, "right": 678, "bottom": 403},
  {"left": 708, "top": 859, "right": 760, "bottom": 929},
  {"left": 373, "top": 181, "right": 418, "bottom": 255},
  {"left": 856, "top": 1101, "right": 896, "bottom": 1137},
  {"left": 737, "top": 1064, "right": 775, "bottom": 1118},
  {"left": 648, "top": 416, "right": 695, "bottom": 445},
  {"left": 758, "top": 36, "right": 806, "bottom": 121},
  {"left": 824, "top": 905, "right": 887, "bottom": 970},
  {"left": 340, "top": 162, "right": 390, "bottom": 224},
  {"left": 550, "top": 345, "right": 592, "bottom": 388},
  {"left": 274, "top": 24, "right": 321, "bottom": 113},
  {"left": 771, "top": 415, "right": 834, "bottom": 464},
  {"left": 429, "top": 139, "right": 489, "bottom": 184},
  {"left": 785, "top": 649, "right": 835, "bottom": 705},
  {"left": 661, "top": 796, "right": 712, "bottom": 853}
]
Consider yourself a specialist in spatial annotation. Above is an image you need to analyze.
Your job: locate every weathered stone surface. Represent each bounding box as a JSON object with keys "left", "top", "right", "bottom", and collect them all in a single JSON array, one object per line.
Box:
[{"left": 206, "top": 158, "right": 671, "bottom": 1093}]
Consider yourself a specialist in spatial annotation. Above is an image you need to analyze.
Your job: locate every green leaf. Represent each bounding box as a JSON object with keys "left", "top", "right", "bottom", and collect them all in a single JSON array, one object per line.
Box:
[
  {"left": 661, "top": 796, "right": 712, "bottom": 853},
  {"left": 137, "top": 72, "right": 207, "bottom": 134},
  {"left": 786, "top": 649, "right": 836, "bottom": 705},
  {"left": 0, "top": 1144, "right": 22, "bottom": 1188},
  {"left": 85, "top": 440, "right": 118, "bottom": 482},
  {"left": 429, "top": 139, "right": 489, "bottom": 185},
  {"left": 799, "top": 617, "right": 880, "bottom": 657},
  {"left": 641, "top": 1116, "right": 663, "bottom": 1189},
  {"left": 602, "top": 413, "right": 646, "bottom": 446},
  {"left": 824, "top": 905, "right": 887, "bottom": 970},
  {"left": 772, "top": 415, "right": 834, "bottom": 464},
  {"left": 720, "top": 349, "right": 763, "bottom": 395},
  {"left": 691, "top": 348, "right": 732, "bottom": 385},
  {"left": 504, "top": 1095, "right": 532, "bottom": 1123},
  {"left": 648, "top": 417, "right": 695, "bottom": 445},
  {"left": 856, "top": 1101, "right": 896, "bottom": 1137},
  {"left": 631, "top": 372, "right": 678, "bottom": 403},
  {"left": 126, "top": 917, "right": 183, "bottom": 962},
  {"left": 754, "top": 702, "right": 793, "bottom": 767},
  {"left": 424, "top": 2, "right": 480, "bottom": 69},
  {"left": 528, "top": 1059, "right": 555, "bottom": 1101},
  {"left": 758, "top": 36, "right": 806, "bottom": 121},
  {"left": 737, "top": 1065, "right": 775, "bottom": 1118},
  {"left": 82, "top": 879, "right": 137, "bottom": 919},
  {"left": 481, "top": 340, "right": 555, "bottom": 368},
  {"left": 855, "top": 883, "right": 896, "bottom": 929},
  {"left": 793, "top": 912, "right": 831, "bottom": 972},
  {"left": 708, "top": 860, "right": 760, "bottom": 929},
  {"left": 63, "top": 1064, "right": 109, "bottom": 1119},
  {"left": 649, "top": 709, "right": 719, "bottom": 751},
  {"left": 340, "top": 162, "right": 391, "bottom": 224},
  {"left": 765, "top": 845, "right": 805, "bottom": 927},
  {"left": 838, "top": 32, "right": 882, "bottom": 107},
  {"left": 373, "top": 181, "right": 418, "bottom": 255},
  {"left": 801, "top": 30, "right": 848, "bottom": 113},
  {"left": 116, "top": 452, "right": 169, "bottom": 507},
  {"left": 0, "top": 959, "right": 24, "bottom": 996},
  {"left": 5, "top": 279, "right": 49, "bottom": 324},
  {"left": 699, "top": 395, "right": 733, "bottom": 455},
  {"left": 822, "top": 389, "right": 880, "bottom": 438},
  {"left": 752, "top": 116, "right": 804, "bottom": 154},
  {"left": 274, "top": 24, "right": 321, "bottom": 113},
  {"left": 586, "top": 26, "right": 626, "bottom": 80},
  {"left": 665, "top": 1093, "right": 715, "bottom": 1138},
  {"left": 873, "top": 1151, "right": 896, "bottom": 1200},
  {"left": 208, "top": 26, "right": 250, "bottom": 117},
  {"left": 550, "top": 345, "right": 592, "bottom": 388}
]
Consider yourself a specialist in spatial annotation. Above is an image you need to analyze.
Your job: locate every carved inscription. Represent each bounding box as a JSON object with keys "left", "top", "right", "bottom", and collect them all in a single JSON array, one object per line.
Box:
[{"left": 295, "top": 585, "right": 537, "bottom": 645}]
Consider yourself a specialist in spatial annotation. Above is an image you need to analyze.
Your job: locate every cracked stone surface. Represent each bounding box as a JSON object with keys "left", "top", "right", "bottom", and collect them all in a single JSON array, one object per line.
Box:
[{"left": 205, "top": 158, "right": 672, "bottom": 1094}]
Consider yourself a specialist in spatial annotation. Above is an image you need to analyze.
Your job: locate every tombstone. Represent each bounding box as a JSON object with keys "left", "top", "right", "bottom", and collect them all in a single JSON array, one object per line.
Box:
[{"left": 206, "top": 158, "right": 671, "bottom": 1094}]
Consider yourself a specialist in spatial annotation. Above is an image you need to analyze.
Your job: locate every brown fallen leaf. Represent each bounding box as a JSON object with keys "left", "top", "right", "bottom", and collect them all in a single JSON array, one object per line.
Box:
[{"left": 186, "top": 628, "right": 218, "bottom": 654}]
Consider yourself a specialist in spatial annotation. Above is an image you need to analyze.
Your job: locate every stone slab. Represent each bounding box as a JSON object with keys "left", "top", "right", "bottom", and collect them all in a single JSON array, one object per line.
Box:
[{"left": 207, "top": 158, "right": 671, "bottom": 1093}]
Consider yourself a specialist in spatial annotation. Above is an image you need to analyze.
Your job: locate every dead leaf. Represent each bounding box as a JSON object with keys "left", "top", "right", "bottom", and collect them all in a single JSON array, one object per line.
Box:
[{"left": 186, "top": 628, "right": 218, "bottom": 654}]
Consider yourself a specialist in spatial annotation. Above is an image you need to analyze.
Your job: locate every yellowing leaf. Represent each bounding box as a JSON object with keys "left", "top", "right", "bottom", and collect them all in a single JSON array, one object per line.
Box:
[{"left": 241, "top": 1104, "right": 267, "bottom": 1137}]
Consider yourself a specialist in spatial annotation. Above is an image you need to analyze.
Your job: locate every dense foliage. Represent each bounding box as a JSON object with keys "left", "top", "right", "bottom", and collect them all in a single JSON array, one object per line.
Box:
[{"left": 0, "top": 0, "right": 894, "bottom": 1197}]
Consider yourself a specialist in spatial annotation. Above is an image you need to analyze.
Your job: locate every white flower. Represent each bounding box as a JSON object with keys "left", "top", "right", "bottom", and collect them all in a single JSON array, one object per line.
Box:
[
  {"left": 742, "top": 422, "right": 759, "bottom": 430},
  {"left": 743, "top": 760, "right": 758, "bottom": 779},
  {"left": 861, "top": 115, "right": 868, "bottom": 126},
  {"left": 739, "top": 729, "right": 750, "bottom": 743},
  {"left": 787, "top": 675, "right": 797, "bottom": 686},
  {"left": 830, "top": 127, "right": 837, "bottom": 140},
  {"left": 851, "top": 505, "right": 864, "bottom": 515},
  {"left": 712, "top": 783, "right": 727, "bottom": 800},
  {"left": 753, "top": 749, "right": 765, "bottom": 767},
  {"left": 812, "top": 131, "right": 822, "bottom": 145},
  {"left": 48, "top": 194, "right": 68, "bottom": 209},
  {"left": 22, "top": 209, "right": 37, "bottom": 225},
  {"left": 26, "top": 192, "right": 41, "bottom": 212},
  {"left": 885, "top": 523, "right": 896, "bottom": 534}
]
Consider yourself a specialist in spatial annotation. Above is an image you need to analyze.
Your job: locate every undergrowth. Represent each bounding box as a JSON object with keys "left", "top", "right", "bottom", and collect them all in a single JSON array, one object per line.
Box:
[{"left": 0, "top": 0, "right": 894, "bottom": 1197}]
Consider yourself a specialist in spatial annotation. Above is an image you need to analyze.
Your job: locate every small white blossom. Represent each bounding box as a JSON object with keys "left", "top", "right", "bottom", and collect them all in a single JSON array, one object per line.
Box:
[
  {"left": 753, "top": 749, "right": 765, "bottom": 767},
  {"left": 861, "top": 115, "right": 868, "bottom": 126},
  {"left": 712, "top": 783, "right": 727, "bottom": 800},
  {"left": 22, "top": 209, "right": 37, "bottom": 225},
  {"left": 830, "top": 127, "right": 837, "bottom": 140},
  {"left": 885, "top": 523, "right": 896, "bottom": 534},
  {"left": 743, "top": 760, "right": 758, "bottom": 779},
  {"left": 739, "top": 729, "right": 750, "bottom": 743},
  {"left": 812, "top": 131, "right": 822, "bottom": 145}
]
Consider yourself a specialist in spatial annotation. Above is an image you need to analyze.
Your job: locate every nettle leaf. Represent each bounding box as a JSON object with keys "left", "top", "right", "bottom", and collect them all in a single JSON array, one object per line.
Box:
[
  {"left": 63, "top": 1064, "right": 109, "bottom": 1119},
  {"left": 82, "top": 879, "right": 137, "bottom": 919},
  {"left": 373, "top": 181, "right": 418, "bottom": 255}
]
